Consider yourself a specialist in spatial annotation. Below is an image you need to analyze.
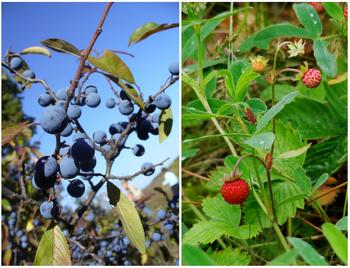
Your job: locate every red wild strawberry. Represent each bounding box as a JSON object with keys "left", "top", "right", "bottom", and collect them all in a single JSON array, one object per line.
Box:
[
  {"left": 221, "top": 178, "right": 249, "bottom": 205},
  {"left": 308, "top": 2, "right": 324, "bottom": 13},
  {"left": 344, "top": 5, "right": 348, "bottom": 19},
  {"left": 302, "top": 68, "right": 322, "bottom": 88}
]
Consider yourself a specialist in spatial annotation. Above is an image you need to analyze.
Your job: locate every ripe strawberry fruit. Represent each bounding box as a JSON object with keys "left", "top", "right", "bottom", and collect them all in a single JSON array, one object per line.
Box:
[
  {"left": 221, "top": 178, "right": 249, "bottom": 204},
  {"left": 344, "top": 5, "right": 348, "bottom": 19},
  {"left": 302, "top": 68, "right": 322, "bottom": 88},
  {"left": 308, "top": 2, "right": 324, "bottom": 13}
]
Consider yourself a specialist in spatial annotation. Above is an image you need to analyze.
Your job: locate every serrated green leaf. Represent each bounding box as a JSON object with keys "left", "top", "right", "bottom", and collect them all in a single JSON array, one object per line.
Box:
[
  {"left": 202, "top": 196, "right": 241, "bottom": 226},
  {"left": 20, "top": 46, "right": 51, "bottom": 57},
  {"left": 313, "top": 40, "right": 337, "bottom": 78},
  {"left": 183, "top": 221, "right": 241, "bottom": 245},
  {"left": 208, "top": 247, "right": 251, "bottom": 266},
  {"left": 41, "top": 38, "right": 80, "bottom": 57},
  {"left": 293, "top": 167, "right": 312, "bottom": 194},
  {"left": 322, "top": 223, "right": 348, "bottom": 264},
  {"left": 293, "top": 3, "right": 322, "bottom": 37},
  {"left": 129, "top": 22, "right": 178, "bottom": 46},
  {"left": 244, "top": 132, "right": 275, "bottom": 151},
  {"left": 113, "top": 191, "right": 146, "bottom": 254},
  {"left": 288, "top": 237, "right": 328, "bottom": 265},
  {"left": 34, "top": 225, "right": 71, "bottom": 265},
  {"left": 256, "top": 91, "right": 299, "bottom": 133},
  {"left": 159, "top": 108, "right": 173, "bottom": 143},
  {"left": 182, "top": 244, "right": 216, "bottom": 265},
  {"left": 88, "top": 50, "right": 135, "bottom": 83}
]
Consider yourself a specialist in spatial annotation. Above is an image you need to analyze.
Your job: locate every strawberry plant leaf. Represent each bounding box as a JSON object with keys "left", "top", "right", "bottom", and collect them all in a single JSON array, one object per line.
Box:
[
  {"left": 322, "top": 223, "right": 348, "bottom": 264},
  {"left": 182, "top": 244, "right": 216, "bottom": 265},
  {"left": 183, "top": 221, "right": 241, "bottom": 245},
  {"left": 311, "top": 173, "right": 329, "bottom": 194},
  {"left": 313, "top": 40, "right": 337, "bottom": 78},
  {"left": 202, "top": 196, "right": 241, "bottom": 226},
  {"left": 239, "top": 23, "right": 314, "bottom": 52},
  {"left": 256, "top": 91, "right": 299, "bottom": 133},
  {"left": 335, "top": 217, "right": 348, "bottom": 231},
  {"left": 34, "top": 225, "right": 71, "bottom": 265},
  {"left": 293, "top": 167, "right": 312, "bottom": 195},
  {"left": 293, "top": 3, "right": 322, "bottom": 37},
  {"left": 246, "top": 98, "right": 267, "bottom": 114},
  {"left": 235, "top": 67, "right": 260, "bottom": 101},
  {"left": 288, "top": 237, "right": 328, "bottom": 265},
  {"left": 323, "top": 3, "right": 344, "bottom": 21},
  {"left": 243, "top": 132, "right": 275, "bottom": 151},
  {"left": 208, "top": 247, "right": 251, "bottom": 265},
  {"left": 268, "top": 249, "right": 298, "bottom": 265}
]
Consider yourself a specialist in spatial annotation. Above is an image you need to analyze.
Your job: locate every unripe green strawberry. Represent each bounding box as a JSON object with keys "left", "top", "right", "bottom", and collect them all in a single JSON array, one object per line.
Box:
[
  {"left": 221, "top": 178, "right": 249, "bottom": 205},
  {"left": 302, "top": 68, "right": 322, "bottom": 88}
]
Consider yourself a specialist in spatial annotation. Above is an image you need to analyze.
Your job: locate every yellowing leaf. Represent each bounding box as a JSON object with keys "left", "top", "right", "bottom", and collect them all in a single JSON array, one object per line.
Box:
[
  {"left": 34, "top": 225, "right": 71, "bottom": 265},
  {"left": 20, "top": 46, "right": 51, "bottom": 57},
  {"left": 113, "top": 190, "right": 146, "bottom": 254},
  {"left": 41, "top": 38, "right": 80, "bottom": 57},
  {"left": 159, "top": 108, "right": 173, "bottom": 143},
  {"left": 26, "top": 220, "right": 34, "bottom": 232},
  {"left": 88, "top": 50, "right": 135, "bottom": 83}
]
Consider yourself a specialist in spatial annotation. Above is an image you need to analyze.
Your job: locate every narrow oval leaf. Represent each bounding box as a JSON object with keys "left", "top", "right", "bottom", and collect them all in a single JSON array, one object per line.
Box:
[
  {"left": 288, "top": 237, "right": 328, "bottom": 265},
  {"left": 41, "top": 38, "right": 80, "bottom": 57},
  {"left": 129, "top": 22, "right": 178, "bottom": 46},
  {"left": 293, "top": 3, "right": 322, "bottom": 37},
  {"left": 20, "top": 46, "right": 51, "bottom": 57},
  {"left": 34, "top": 225, "right": 71, "bottom": 265},
  {"left": 256, "top": 91, "right": 299, "bottom": 132},
  {"left": 277, "top": 143, "right": 311, "bottom": 159},
  {"left": 323, "top": 3, "right": 344, "bottom": 21},
  {"left": 313, "top": 40, "right": 337, "bottom": 78},
  {"left": 311, "top": 173, "right": 329, "bottom": 193},
  {"left": 322, "top": 223, "right": 348, "bottom": 264},
  {"left": 159, "top": 108, "right": 173, "bottom": 143},
  {"left": 107, "top": 181, "right": 121, "bottom": 206},
  {"left": 268, "top": 249, "right": 298, "bottom": 265},
  {"left": 182, "top": 244, "right": 216, "bottom": 265},
  {"left": 335, "top": 216, "right": 348, "bottom": 231},
  {"left": 89, "top": 50, "right": 135, "bottom": 83},
  {"left": 235, "top": 67, "right": 260, "bottom": 101},
  {"left": 113, "top": 190, "right": 146, "bottom": 254}
]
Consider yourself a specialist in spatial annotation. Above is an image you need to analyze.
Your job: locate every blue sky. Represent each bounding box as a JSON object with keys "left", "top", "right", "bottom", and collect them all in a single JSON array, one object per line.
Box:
[{"left": 2, "top": 2, "right": 179, "bottom": 207}]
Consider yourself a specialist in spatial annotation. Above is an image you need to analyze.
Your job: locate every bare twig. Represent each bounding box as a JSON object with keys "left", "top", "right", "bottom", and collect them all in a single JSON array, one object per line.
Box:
[
  {"left": 182, "top": 168, "right": 211, "bottom": 182},
  {"left": 68, "top": 237, "right": 104, "bottom": 264},
  {"left": 109, "top": 157, "right": 170, "bottom": 181},
  {"left": 64, "top": 2, "right": 114, "bottom": 111}
]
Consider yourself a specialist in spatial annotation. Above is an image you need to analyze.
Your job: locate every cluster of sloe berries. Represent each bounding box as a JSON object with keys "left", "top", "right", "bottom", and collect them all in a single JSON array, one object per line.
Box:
[
  {"left": 29, "top": 61, "right": 178, "bottom": 220},
  {"left": 9, "top": 56, "right": 36, "bottom": 80}
]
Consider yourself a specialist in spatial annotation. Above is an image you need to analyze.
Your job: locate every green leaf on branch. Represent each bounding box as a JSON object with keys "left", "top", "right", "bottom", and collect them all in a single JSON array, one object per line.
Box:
[
  {"left": 288, "top": 237, "right": 328, "bottom": 265},
  {"left": 34, "top": 225, "right": 71, "bottom": 265},
  {"left": 41, "top": 38, "right": 80, "bottom": 57},
  {"left": 322, "top": 223, "right": 348, "bottom": 265},
  {"left": 129, "top": 22, "right": 178, "bottom": 46},
  {"left": 107, "top": 182, "right": 121, "bottom": 206},
  {"left": 313, "top": 39, "right": 337, "bottom": 78},
  {"left": 159, "top": 108, "right": 173, "bottom": 143},
  {"left": 293, "top": 3, "right": 322, "bottom": 37},
  {"left": 20, "top": 46, "right": 51, "bottom": 57},
  {"left": 256, "top": 91, "right": 299, "bottom": 133},
  {"left": 88, "top": 49, "right": 135, "bottom": 83},
  {"left": 112, "top": 190, "right": 146, "bottom": 254}
]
